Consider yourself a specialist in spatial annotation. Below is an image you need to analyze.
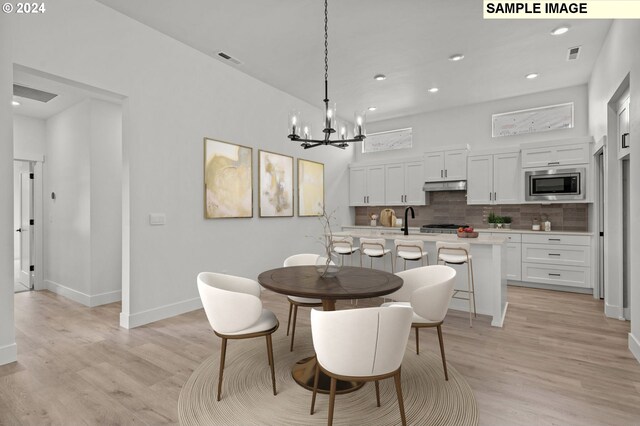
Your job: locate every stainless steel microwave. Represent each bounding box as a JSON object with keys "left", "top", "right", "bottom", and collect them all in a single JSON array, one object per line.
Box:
[{"left": 525, "top": 168, "right": 585, "bottom": 201}]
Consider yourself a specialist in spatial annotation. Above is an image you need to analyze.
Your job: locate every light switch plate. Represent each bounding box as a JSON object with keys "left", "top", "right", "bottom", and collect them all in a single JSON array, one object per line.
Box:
[{"left": 149, "top": 213, "right": 166, "bottom": 226}]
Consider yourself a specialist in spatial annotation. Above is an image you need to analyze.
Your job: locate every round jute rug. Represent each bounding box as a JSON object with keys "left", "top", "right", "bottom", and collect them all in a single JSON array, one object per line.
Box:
[{"left": 178, "top": 329, "right": 478, "bottom": 426}]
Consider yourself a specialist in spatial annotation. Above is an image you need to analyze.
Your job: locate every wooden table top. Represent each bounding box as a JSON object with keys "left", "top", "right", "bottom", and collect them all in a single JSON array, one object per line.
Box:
[{"left": 257, "top": 266, "right": 403, "bottom": 301}]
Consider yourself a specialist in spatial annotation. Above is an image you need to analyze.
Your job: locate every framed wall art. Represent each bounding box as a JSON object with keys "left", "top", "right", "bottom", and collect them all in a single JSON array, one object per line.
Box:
[
  {"left": 258, "top": 150, "right": 294, "bottom": 217},
  {"left": 297, "top": 159, "right": 324, "bottom": 216},
  {"left": 203, "top": 138, "right": 253, "bottom": 219}
]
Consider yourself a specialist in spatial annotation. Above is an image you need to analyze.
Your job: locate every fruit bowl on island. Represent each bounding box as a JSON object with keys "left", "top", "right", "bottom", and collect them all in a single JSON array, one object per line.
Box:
[{"left": 457, "top": 226, "right": 479, "bottom": 238}]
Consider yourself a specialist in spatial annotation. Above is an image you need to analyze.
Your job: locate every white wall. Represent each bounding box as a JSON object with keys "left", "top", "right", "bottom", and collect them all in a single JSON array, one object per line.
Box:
[
  {"left": 588, "top": 20, "right": 640, "bottom": 363},
  {"left": 10, "top": 0, "right": 353, "bottom": 328},
  {"left": 44, "top": 100, "right": 92, "bottom": 297},
  {"left": 89, "top": 99, "right": 122, "bottom": 301},
  {"left": 0, "top": 13, "right": 17, "bottom": 366},
  {"left": 358, "top": 84, "right": 589, "bottom": 162},
  {"left": 14, "top": 114, "right": 45, "bottom": 161}
]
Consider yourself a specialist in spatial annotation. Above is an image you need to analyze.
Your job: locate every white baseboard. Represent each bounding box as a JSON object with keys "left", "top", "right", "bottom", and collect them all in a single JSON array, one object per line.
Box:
[
  {"left": 604, "top": 302, "right": 625, "bottom": 320},
  {"left": 629, "top": 333, "right": 640, "bottom": 364},
  {"left": 45, "top": 280, "right": 121, "bottom": 307},
  {"left": 119, "top": 297, "right": 203, "bottom": 329},
  {"left": 0, "top": 343, "right": 17, "bottom": 366}
]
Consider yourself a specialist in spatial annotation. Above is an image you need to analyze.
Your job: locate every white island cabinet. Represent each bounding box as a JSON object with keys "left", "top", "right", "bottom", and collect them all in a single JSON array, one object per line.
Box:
[{"left": 337, "top": 228, "right": 509, "bottom": 327}]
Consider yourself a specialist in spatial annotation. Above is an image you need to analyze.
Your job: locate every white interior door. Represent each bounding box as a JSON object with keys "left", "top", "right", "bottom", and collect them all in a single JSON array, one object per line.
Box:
[{"left": 19, "top": 170, "right": 33, "bottom": 290}]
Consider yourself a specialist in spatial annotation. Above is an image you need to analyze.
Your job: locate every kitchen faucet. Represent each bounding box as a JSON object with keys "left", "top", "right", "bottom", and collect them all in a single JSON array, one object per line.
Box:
[{"left": 401, "top": 206, "right": 415, "bottom": 236}]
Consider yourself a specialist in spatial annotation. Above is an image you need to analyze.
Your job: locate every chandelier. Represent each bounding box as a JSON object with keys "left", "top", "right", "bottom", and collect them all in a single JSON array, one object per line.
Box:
[{"left": 287, "top": 0, "right": 366, "bottom": 149}]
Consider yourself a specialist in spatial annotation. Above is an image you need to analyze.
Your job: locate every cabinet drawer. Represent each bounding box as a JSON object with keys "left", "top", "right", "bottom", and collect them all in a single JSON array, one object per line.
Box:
[
  {"left": 522, "top": 243, "right": 590, "bottom": 267},
  {"left": 522, "top": 233, "right": 591, "bottom": 246},
  {"left": 490, "top": 232, "right": 522, "bottom": 242},
  {"left": 522, "top": 263, "right": 590, "bottom": 288}
]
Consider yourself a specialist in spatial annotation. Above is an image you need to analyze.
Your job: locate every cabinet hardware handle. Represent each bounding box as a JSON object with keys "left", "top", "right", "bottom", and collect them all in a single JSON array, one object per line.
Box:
[
  {"left": 548, "top": 253, "right": 561, "bottom": 256},
  {"left": 441, "top": 170, "right": 443, "bottom": 178},
  {"left": 494, "top": 192, "right": 497, "bottom": 200},
  {"left": 548, "top": 273, "right": 561, "bottom": 276},
  {"left": 548, "top": 238, "right": 561, "bottom": 241},
  {"left": 445, "top": 169, "right": 448, "bottom": 178},
  {"left": 548, "top": 161, "right": 560, "bottom": 165}
]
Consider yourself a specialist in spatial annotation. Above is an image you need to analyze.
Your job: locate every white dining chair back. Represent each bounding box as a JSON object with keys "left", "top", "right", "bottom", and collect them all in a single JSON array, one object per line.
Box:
[
  {"left": 410, "top": 267, "right": 456, "bottom": 323},
  {"left": 284, "top": 253, "right": 321, "bottom": 267},
  {"left": 311, "top": 306, "right": 412, "bottom": 377},
  {"left": 197, "top": 272, "right": 263, "bottom": 334}
]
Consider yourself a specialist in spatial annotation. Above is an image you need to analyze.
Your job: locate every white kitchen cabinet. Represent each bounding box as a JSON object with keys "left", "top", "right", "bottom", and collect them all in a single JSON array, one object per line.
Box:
[
  {"left": 491, "top": 232, "right": 521, "bottom": 281},
  {"left": 349, "top": 165, "right": 385, "bottom": 206},
  {"left": 385, "top": 161, "right": 426, "bottom": 206},
  {"left": 521, "top": 232, "right": 592, "bottom": 289},
  {"left": 424, "top": 149, "right": 467, "bottom": 181},
  {"left": 467, "top": 152, "right": 520, "bottom": 205},
  {"left": 521, "top": 143, "right": 589, "bottom": 168}
]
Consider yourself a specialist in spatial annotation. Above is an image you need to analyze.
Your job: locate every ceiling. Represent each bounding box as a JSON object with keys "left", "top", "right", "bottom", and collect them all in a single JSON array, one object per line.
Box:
[{"left": 89, "top": 1, "right": 610, "bottom": 123}]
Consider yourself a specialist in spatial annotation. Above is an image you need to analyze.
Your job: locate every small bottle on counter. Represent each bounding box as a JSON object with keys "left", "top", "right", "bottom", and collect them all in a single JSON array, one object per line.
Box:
[
  {"left": 544, "top": 220, "right": 551, "bottom": 232},
  {"left": 532, "top": 218, "right": 541, "bottom": 231}
]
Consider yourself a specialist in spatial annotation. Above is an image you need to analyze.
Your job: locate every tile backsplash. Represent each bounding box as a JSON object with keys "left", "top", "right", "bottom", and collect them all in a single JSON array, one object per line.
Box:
[{"left": 355, "top": 191, "right": 589, "bottom": 232}]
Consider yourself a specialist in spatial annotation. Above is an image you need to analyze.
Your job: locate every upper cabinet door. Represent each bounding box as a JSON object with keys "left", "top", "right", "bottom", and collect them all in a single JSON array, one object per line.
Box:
[
  {"left": 385, "top": 163, "right": 405, "bottom": 205},
  {"left": 522, "top": 143, "right": 589, "bottom": 168},
  {"left": 404, "top": 161, "right": 426, "bottom": 205},
  {"left": 466, "top": 155, "right": 493, "bottom": 205},
  {"left": 443, "top": 149, "right": 467, "bottom": 180},
  {"left": 367, "top": 165, "right": 386, "bottom": 205},
  {"left": 424, "top": 152, "right": 444, "bottom": 181},
  {"left": 493, "top": 152, "right": 520, "bottom": 204},
  {"left": 349, "top": 167, "right": 367, "bottom": 206}
]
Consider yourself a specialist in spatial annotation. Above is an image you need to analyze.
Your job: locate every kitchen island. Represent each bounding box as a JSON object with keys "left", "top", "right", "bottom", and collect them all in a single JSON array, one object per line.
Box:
[{"left": 335, "top": 227, "right": 509, "bottom": 327}]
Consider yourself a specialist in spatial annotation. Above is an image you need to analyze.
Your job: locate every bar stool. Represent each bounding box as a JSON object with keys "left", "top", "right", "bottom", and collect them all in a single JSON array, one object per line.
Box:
[
  {"left": 360, "top": 238, "right": 394, "bottom": 273},
  {"left": 330, "top": 236, "right": 359, "bottom": 266},
  {"left": 436, "top": 241, "right": 476, "bottom": 327},
  {"left": 394, "top": 239, "right": 429, "bottom": 271}
]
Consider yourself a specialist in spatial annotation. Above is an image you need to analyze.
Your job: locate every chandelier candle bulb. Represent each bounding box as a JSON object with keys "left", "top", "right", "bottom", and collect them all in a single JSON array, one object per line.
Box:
[{"left": 288, "top": 111, "right": 301, "bottom": 137}]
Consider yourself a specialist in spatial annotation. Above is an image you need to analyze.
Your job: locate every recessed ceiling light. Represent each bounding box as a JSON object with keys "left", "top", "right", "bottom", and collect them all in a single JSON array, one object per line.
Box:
[
  {"left": 368, "top": 106, "right": 377, "bottom": 111},
  {"left": 448, "top": 54, "right": 464, "bottom": 62},
  {"left": 373, "top": 74, "right": 386, "bottom": 81},
  {"left": 551, "top": 26, "right": 570, "bottom": 35},
  {"left": 525, "top": 73, "right": 539, "bottom": 79},
  {"left": 427, "top": 87, "right": 439, "bottom": 93},
  {"left": 12, "top": 100, "right": 20, "bottom": 106}
]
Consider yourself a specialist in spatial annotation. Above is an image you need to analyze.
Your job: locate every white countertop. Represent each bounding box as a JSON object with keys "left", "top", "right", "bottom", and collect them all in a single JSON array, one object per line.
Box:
[
  {"left": 334, "top": 230, "right": 507, "bottom": 245},
  {"left": 342, "top": 225, "right": 592, "bottom": 236}
]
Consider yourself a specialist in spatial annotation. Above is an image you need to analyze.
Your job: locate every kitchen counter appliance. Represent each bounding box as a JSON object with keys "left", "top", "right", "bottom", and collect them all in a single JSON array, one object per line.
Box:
[{"left": 420, "top": 224, "right": 468, "bottom": 234}]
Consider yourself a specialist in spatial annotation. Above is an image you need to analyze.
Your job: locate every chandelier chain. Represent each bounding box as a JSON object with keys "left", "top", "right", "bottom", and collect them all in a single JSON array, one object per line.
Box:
[{"left": 324, "top": 0, "right": 328, "bottom": 83}]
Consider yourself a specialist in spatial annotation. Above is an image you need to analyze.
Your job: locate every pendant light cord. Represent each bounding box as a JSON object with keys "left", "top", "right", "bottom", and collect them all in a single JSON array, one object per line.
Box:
[{"left": 324, "top": 0, "right": 329, "bottom": 102}]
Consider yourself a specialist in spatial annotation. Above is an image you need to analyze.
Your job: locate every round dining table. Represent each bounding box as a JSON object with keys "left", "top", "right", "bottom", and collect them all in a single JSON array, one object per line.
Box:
[{"left": 257, "top": 265, "right": 403, "bottom": 394}]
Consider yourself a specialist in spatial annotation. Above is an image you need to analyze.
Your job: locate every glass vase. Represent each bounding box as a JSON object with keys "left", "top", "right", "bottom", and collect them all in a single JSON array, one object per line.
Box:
[{"left": 316, "top": 252, "right": 341, "bottom": 278}]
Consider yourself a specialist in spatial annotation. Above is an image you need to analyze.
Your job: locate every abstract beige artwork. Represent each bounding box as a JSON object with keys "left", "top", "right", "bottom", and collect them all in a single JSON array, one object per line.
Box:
[
  {"left": 204, "top": 138, "right": 253, "bottom": 218},
  {"left": 258, "top": 150, "right": 293, "bottom": 217},
  {"left": 298, "top": 159, "right": 324, "bottom": 216}
]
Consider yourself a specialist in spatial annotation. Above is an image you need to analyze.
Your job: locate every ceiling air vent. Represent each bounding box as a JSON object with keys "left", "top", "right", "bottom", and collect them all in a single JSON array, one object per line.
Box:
[
  {"left": 567, "top": 46, "right": 581, "bottom": 61},
  {"left": 13, "top": 84, "right": 58, "bottom": 103},
  {"left": 217, "top": 51, "right": 242, "bottom": 65}
]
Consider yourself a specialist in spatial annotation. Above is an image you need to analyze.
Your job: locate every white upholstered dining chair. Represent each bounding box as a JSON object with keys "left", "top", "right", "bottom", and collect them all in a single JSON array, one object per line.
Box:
[
  {"left": 381, "top": 265, "right": 456, "bottom": 380},
  {"left": 283, "top": 254, "right": 324, "bottom": 351},
  {"left": 197, "top": 272, "right": 279, "bottom": 401},
  {"left": 310, "top": 306, "right": 413, "bottom": 426}
]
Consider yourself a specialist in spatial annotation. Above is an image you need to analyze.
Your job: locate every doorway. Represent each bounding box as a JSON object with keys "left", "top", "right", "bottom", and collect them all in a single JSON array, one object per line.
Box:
[{"left": 13, "top": 160, "right": 34, "bottom": 293}]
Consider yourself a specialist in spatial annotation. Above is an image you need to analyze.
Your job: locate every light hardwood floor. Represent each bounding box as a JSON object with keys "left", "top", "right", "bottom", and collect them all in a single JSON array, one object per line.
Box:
[{"left": 1, "top": 286, "right": 639, "bottom": 425}]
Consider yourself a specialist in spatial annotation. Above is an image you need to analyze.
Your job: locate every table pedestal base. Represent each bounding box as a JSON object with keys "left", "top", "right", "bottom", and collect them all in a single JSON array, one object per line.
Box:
[{"left": 292, "top": 356, "right": 364, "bottom": 394}]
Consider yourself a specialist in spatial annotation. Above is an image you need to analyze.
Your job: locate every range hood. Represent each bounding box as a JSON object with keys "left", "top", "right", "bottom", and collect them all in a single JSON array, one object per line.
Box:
[{"left": 422, "top": 180, "right": 467, "bottom": 192}]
